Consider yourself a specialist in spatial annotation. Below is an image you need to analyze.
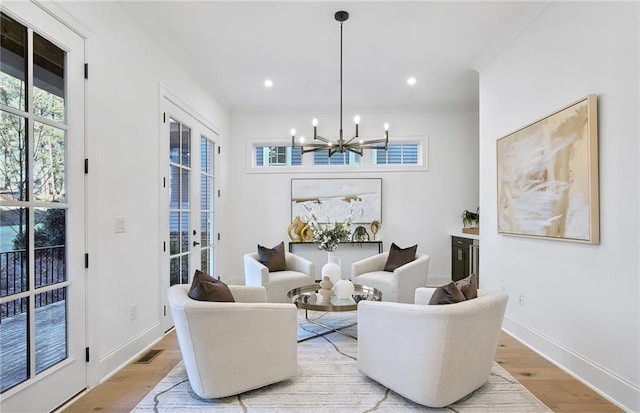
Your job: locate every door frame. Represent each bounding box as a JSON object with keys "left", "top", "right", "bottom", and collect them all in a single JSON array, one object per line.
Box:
[
  {"left": 0, "top": 2, "right": 87, "bottom": 412},
  {"left": 159, "top": 86, "right": 219, "bottom": 333}
]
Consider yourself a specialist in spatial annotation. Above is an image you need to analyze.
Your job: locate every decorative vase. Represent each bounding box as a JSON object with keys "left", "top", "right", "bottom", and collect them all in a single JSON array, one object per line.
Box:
[
  {"left": 321, "top": 252, "right": 342, "bottom": 285},
  {"left": 334, "top": 279, "right": 355, "bottom": 300},
  {"left": 318, "top": 276, "right": 334, "bottom": 302},
  {"left": 287, "top": 216, "right": 305, "bottom": 242}
]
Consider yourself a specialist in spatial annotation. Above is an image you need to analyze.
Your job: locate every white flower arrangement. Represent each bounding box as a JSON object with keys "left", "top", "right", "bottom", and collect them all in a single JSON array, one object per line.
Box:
[{"left": 305, "top": 208, "right": 355, "bottom": 252}]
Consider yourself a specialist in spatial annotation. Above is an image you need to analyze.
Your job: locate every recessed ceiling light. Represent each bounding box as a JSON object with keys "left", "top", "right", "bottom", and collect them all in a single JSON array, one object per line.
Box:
[
  {"left": 264, "top": 79, "right": 274, "bottom": 88},
  {"left": 407, "top": 77, "right": 417, "bottom": 86}
]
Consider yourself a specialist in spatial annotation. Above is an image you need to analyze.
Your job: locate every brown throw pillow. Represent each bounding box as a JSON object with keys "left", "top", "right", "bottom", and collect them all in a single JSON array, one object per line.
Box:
[
  {"left": 257, "top": 242, "right": 287, "bottom": 272},
  {"left": 188, "top": 270, "right": 235, "bottom": 302},
  {"left": 428, "top": 282, "right": 466, "bottom": 305},
  {"left": 455, "top": 272, "right": 478, "bottom": 300},
  {"left": 383, "top": 242, "right": 418, "bottom": 272}
]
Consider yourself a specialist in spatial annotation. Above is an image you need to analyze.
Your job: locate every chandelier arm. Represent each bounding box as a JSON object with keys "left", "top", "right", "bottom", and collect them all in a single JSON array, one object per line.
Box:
[
  {"left": 299, "top": 142, "right": 336, "bottom": 149},
  {"left": 344, "top": 135, "right": 360, "bottom": 145},
  {"left": 301, "top": 146, "right": 334, "bottom": 154},
  {"left": 347, "top": 148, "right": 363, "bottom": 156},
  {"left": 313, "top": 135, "right": 334, "bottom": 144}
]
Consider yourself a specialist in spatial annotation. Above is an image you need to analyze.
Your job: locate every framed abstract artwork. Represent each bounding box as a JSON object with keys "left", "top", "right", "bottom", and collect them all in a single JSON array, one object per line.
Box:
[
  {"left": 291, "top": 178, "right": 382, "bottom": 224},
  {"left": 496, "top": 95, "right": 599, "bottom": 244}
]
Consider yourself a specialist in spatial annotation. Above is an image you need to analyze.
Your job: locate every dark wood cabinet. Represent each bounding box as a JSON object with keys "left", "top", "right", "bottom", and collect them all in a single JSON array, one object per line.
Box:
[{"left": 451, "top": 236, "right": 479, "bottom": 285}]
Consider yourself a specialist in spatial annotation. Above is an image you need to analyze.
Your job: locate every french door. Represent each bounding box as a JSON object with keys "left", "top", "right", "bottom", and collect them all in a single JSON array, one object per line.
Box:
[
  {"left": 0, "top": 3, "right": 86, "bottom": 412},
  {"left": 160, "top": 95, "right": 217, "bottom": 332}
]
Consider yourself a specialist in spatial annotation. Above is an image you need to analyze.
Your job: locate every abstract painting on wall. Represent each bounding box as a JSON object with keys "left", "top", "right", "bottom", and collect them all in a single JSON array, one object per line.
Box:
[
  {"left": 291, "top": 178, "right": 382, "bottom": 224},
  {"left": 497, "top": 95, "right": 599, "bottom": 244}
]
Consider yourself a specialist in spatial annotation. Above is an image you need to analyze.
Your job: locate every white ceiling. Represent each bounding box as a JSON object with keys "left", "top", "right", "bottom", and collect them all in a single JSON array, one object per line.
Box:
[{"left": 121, "top": 1, "right": 547, "bottom": 114}]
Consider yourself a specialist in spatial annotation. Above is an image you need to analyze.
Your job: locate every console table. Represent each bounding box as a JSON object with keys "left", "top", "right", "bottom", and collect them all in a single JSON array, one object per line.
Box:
[{"left": 289, "top": 241, "right": 383, "bottom": 281}]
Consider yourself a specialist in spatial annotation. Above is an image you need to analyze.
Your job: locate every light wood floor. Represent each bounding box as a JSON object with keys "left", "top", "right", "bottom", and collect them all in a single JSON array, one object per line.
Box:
[{"left": 62, "top": 330, "right": 623, "bottom": 413}]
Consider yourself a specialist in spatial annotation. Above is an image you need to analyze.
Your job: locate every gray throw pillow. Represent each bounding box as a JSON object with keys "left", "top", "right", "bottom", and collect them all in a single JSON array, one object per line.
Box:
[
  {"left": 383, "top": 242, "right": 417, "bottom": 272},
  {"left": 257, "top": 241, "right": 287, "bottom": 272},
  {"left": 455, "top": 272, "right": 478, "bottom": 300},
  {"left": 188, "top": 270, "right": 235, "bottom": 302},
  {"left": 428, "top": 281, "right": 466, "bottom": 305}
]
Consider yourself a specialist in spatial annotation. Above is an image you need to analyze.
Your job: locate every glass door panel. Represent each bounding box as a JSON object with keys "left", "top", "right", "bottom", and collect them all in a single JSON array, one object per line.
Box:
[
  {"left": 168, "top": 118, "right": 192, "bottom": 286},
  {"left": 199, "top": 137, "right": 215, "bottom": 275},
  {"left": 161, "top": 95, "right": 218, "bottom": 332},
  {"left": 0, "top": 5, "right": 85, "bottom": 411}
]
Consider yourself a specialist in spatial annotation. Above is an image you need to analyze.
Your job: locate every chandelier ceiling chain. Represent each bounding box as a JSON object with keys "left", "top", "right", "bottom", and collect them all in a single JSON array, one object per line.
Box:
[{"left": 290, "top": 10, "right": 389, "bottom": 158}]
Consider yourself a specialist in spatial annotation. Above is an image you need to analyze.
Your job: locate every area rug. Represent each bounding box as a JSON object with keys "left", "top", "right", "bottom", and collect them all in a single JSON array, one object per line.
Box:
[{"left": 132, "top": 311, "right": 551, "bottom": 412}]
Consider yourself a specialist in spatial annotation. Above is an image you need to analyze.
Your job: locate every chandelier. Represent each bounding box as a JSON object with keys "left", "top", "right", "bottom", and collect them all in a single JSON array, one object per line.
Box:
[{"left": 290, "top": 11, "right": 389, "bottom": 158}]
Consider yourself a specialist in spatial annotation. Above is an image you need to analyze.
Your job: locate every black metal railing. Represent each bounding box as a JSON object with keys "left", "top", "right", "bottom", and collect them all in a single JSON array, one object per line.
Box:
[{"left": 0, "top": 246, "right": 66, "bottom": 320}]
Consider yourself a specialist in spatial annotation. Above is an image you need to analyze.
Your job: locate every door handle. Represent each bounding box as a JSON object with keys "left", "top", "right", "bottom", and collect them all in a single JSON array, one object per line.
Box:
[{"left": 193, "top": 241, "right": 200, "bottom": 247}]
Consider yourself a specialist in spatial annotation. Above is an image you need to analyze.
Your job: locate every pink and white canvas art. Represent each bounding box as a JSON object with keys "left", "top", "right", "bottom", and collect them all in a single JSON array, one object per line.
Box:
[{"left": 497, "top": 95, "right": 599, "bottom": 243}]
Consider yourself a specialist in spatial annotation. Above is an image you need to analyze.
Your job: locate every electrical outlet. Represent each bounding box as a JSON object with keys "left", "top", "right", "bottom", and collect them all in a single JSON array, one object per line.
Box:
[
  {"left": 114, "top": 216, "right": 126, "bottom": 233},
  {"left": 517, "top": 293, "right": 525, "bottom": 306},
  {"left": 130, "top": 303, "right": 137, "bottom": 320}
]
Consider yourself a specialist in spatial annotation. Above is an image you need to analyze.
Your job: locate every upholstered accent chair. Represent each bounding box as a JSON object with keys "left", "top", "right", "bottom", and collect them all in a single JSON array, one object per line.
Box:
[
  {"left": 351, "top": 252, "right": 430, "bottom": 303},
  {"left": 167, "top": 284, "right": 297, "bottom": 399},
  {"left": 244, "top": 251, "right": 315, "bottom": 302},
  {"left": 357, "top": 288, "right": 509, "bottom": 408}
]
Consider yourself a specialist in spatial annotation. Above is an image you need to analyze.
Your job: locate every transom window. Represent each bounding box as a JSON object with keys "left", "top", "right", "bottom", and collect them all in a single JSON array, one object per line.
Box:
[{"left": 248, "top": 137, "right": 427, "bottom": 173}]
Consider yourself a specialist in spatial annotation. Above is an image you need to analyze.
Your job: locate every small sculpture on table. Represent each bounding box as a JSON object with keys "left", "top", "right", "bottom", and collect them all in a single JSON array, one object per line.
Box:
[
  {"left": 370, "top": 220, "right": 380, "bottom": 240},
  {"left": 318, "top": 276, "right": 334, "bottom": 303}
]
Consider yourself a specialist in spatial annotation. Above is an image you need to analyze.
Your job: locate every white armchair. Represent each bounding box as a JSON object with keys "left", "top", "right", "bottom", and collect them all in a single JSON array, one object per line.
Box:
[
  {"left": 244, "top": 251, "right": 315, "bottom": 302},
  {"left": 351, "top": 252, "right": 430, "bottom": 303},
  {"left": 357, "top": 288, "right": 509, "bottom": 408},
  {"left": 167, "top": 284, "right": 297, "bottom": 399}
]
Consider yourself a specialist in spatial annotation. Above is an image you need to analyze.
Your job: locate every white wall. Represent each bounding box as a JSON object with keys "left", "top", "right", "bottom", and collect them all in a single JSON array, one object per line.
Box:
[
  {"left": 51, "top": 2, "right": 230, "bottom": 386},
  {"left": 478, "top": 2, "right": 639, "bottom": 411},
  {"left": 221, "top": 110, "right": 479, "bottom": 286}
]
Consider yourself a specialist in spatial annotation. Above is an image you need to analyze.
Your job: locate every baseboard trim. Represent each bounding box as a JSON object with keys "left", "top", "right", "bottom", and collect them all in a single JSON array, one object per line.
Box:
[
  {"left": 503, "top": 315, "right": 639, "bottom": 413},
  {"left": 96, "top": 322, "right": 162, "bottom": 384}
]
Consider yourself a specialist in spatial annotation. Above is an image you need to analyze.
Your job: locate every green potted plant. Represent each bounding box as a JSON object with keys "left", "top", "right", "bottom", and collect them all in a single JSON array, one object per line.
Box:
[{"left": 461, "top": 207, "right": 479, "bottom": 234}]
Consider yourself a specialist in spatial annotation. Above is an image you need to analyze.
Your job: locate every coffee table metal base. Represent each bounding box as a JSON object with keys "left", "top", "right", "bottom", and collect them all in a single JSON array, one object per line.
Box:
[{"left": 298, "top": 309, "right": 357, "bottom": 342}]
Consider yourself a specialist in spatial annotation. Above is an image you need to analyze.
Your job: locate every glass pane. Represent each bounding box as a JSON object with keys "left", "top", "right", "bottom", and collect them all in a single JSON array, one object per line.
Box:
[
  {"left": 256, "top": 146, "right": 265, "bottom": 166},
  {"left": 200, "top": 212, "right": 210, "bottom": 247},
  {"left": 35, "top": 287, "right": 67, "bottom": 373},
  {"left": 0, "top": 111, "right": 27, "bottom": 201},
  {"left": 169, "top": 212, "right": 179, "bottom": 255},
  {"left": 180, "top": 168, "right": 189, "bottom": 209},
  {"left": 169, "top": 257, "right": 180, "bottom": 286},
  {"left": 200, "top": 248, "right": 212, "bottom": 275},
  {"left": 180, "top": 213, "right": 189, "bottom": 253},
  {"left": 0, "top": 13, "right": 27, "bottom": 111},
  {"left": 200, "top": 175, "right": 211, "bottom": 211},
  {"left": 169, "top": 165, "right": 179, "bottom": 209},
  {"left": 0, "top": 297, "right": 29, "bottom": 392},
  {"left": 33, "top": 122, "right": 65, "bottom": 202},
  {"left": 404, "top": 144, "right": 418, "bottom": 164},
  {"left": 181, "top": 125, "right": 190, "bottom": 167},
  {"left": 169, "top": 118, "right": 179, "bottom": 164},
  {"left": 291, "top": 147, "right": 302, "bottom": 166},
  {"left": 33, "top": 208, "right": 66, "bottom": 288},
  {"left": 180, "top": 256, "right": 189, "bottom": 284},
  {"left": 200, "top": 137, "right": 213, "bottom": 174},
  {"left": 33, "top": 33, "right": 65, "bottom": 123},
  {"left": 388, "top": 146, "right": 402, "bottom": 164},
  {"left": 0, "top": 206, "right": 28, "bottom": 296}
]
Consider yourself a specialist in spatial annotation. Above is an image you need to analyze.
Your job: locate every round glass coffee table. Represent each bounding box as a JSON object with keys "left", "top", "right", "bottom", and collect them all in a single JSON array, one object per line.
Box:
[{"left": 288, "top": 283, "right": 382, "bottom": 342}]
